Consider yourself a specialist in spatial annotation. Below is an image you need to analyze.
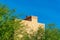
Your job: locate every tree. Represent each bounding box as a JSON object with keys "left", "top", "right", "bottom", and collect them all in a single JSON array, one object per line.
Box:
[
  {"left": 0, "top": 4, "right": 22, "bottom": 40},
  {"left": 45, "top": 24, "right": 60, "bottom": 40}
]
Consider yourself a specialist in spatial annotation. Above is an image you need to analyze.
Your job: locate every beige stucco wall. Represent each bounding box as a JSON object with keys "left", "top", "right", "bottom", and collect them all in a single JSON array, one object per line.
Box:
[{"left": 21, "top": 20, "right": 45, "bottom": 34}]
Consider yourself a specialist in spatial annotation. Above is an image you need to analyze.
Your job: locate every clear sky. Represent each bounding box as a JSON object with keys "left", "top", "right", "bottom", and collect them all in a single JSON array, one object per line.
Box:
[{"left": 0, "top": 0, "right": 60, "bottom": 28}]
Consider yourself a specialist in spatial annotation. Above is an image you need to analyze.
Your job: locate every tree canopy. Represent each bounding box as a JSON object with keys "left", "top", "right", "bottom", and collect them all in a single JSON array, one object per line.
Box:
[{"left": 0, "top": 4, "right": 22, "bottom": 40}]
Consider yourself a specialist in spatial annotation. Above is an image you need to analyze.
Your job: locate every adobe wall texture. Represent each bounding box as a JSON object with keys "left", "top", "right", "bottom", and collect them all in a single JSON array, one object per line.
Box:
[{"left": 21, "top": 16, "right": 45, "bottom": 33}]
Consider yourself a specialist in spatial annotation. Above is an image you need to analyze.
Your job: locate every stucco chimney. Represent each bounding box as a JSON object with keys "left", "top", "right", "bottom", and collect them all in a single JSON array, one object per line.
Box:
[{"left": 24, "top": 16, "right": 38, "bottom": 23}]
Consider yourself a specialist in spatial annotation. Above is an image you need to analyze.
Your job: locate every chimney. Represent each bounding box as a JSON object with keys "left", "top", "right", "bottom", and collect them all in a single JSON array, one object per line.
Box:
[{"left": 24, "top": 16, "right": 38, "bottom": 23}]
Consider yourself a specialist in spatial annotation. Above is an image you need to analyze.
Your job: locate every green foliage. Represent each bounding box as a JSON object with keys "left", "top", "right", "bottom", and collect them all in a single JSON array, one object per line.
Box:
[
  {"left": 0, "top": 4, "right": 21, "bottom": 40},
  {"left": 45, "top": 24, "right": 60, "bottom": 40}
]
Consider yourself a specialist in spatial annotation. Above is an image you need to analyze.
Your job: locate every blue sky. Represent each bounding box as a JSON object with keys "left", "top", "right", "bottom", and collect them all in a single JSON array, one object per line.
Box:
[{"left": 0, "top": 0, "right": 60, "bottom": 28}]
